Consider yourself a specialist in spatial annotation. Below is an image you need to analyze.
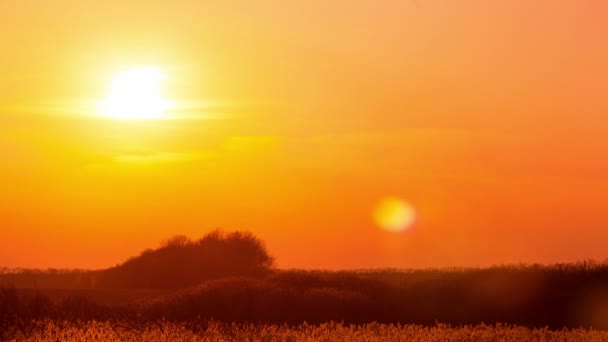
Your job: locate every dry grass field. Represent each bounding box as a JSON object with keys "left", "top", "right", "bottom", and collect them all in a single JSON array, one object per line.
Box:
[{"left": 3, "top": 321, "right": 608, "bottom": 342}]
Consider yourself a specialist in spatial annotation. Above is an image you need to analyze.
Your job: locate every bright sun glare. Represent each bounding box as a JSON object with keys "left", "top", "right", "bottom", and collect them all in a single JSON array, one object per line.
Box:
[{"left": 98, "top": 67, "right": 173, "bottom": 120}]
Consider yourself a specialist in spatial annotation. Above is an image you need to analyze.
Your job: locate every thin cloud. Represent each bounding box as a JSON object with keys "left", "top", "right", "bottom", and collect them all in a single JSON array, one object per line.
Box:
[{"left": 114, "top": 151, "right": 211, "bottom": 164}]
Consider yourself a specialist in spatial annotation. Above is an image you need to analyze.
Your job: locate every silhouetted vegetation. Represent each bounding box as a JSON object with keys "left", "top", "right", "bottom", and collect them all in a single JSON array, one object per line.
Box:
[
  {"left": 97, "top": 230, "right": 274, "bottom": 288},
  {"left": 3, "top": 264, "right": 608, "bottom": 330},
  {"left": 0, "top": 267, "right": 91, "bottom": 289},
  {"left": 1, "top": 230, "right": 274, "bottom": 289},
  {"left": 138, "top": 263, "right": 608, "bottom": 328},
  {"left": 2, "top": 232, "right": 608, "bottom": 333}
]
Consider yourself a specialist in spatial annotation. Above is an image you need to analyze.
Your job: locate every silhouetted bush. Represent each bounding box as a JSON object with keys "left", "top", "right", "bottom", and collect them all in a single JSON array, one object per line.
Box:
[{"left": 96, "top": 230, "right": 274, "bottom": 289}]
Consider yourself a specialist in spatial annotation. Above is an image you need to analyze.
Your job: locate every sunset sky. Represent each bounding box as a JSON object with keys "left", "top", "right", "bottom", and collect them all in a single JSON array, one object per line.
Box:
[{"left": 1, "top": 1, "right": 608, "bottom": 269}]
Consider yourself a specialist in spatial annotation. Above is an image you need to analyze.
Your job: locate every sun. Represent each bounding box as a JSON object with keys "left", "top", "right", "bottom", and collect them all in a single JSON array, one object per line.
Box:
[{"left": 98, "top": 67, "right": 173, "bottom": 120}]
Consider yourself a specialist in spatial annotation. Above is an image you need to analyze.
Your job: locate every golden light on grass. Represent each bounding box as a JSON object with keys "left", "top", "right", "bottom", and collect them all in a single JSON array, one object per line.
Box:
[
  {"left": 98, "top": 67, "right": 173, "bottom": 120},
  {"left": 373, "top": 197, "right": 416, "bottom": 232}
]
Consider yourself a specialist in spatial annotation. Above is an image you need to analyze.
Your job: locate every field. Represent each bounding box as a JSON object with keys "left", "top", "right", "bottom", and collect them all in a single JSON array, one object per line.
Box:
[
  {"left": 4, "top": 264, "right": 608, "bottom": 328},
  {"left": 4, "top": 321, "right": 608, "bottom": 342},
  {"left": 3, "top": 234, "right": 608, "bottom": 340}
]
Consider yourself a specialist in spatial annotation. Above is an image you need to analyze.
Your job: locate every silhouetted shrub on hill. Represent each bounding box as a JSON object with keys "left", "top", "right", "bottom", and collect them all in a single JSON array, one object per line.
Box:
[{"left": 96, "top": 230, "right": 274, "bottom": 289}]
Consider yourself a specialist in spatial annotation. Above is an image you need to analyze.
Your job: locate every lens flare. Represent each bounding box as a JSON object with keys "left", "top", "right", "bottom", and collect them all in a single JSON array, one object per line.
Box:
[{"left": 373, "top": 197, "right": 416, "bottom": 232}]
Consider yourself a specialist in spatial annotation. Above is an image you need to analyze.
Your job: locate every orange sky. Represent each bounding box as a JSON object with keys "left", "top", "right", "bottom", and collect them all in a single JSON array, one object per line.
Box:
[{"left": 1, "top": 1, "right": 608, "bottom": 269}]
